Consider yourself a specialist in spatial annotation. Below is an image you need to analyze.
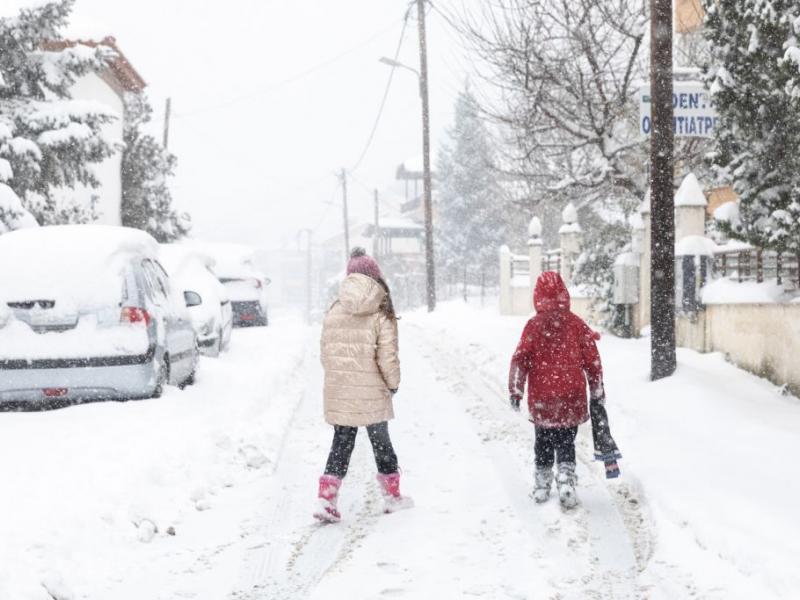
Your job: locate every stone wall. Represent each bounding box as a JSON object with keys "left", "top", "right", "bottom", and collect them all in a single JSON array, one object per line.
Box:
[{"left": 677, "top": 303, "right": 800, "bottom": 395}]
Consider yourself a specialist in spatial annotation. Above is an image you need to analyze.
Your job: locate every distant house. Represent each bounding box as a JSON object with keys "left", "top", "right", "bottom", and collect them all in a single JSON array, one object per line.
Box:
[{"left": 42, "top": 37, "right": 146, "bottom": 226}]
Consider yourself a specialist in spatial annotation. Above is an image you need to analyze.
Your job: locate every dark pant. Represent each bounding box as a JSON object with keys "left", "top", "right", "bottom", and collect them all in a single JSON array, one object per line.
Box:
[
  {"left": 324, "top": 421, "right": 399, "bottom": 479},
  {"left": 534, "top": 426, "right": 578, "bottom": 469}
]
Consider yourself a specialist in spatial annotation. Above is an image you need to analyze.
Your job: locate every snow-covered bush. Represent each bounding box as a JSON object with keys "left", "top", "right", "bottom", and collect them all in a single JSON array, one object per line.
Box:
[{"left": 0, "top": 182, "right": 37, "bottom": 233}]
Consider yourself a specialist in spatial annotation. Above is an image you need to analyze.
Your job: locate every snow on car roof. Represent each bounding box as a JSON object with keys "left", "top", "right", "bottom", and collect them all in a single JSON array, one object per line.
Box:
[
  {"left": 0, "top": 225, "right": 158, "bottom": 307},
  {"left": 158, "top": 243, "right": 216, "bottom": 276},
  {"left": 187, "top": 241, "right": 263, "bottom": 279}
]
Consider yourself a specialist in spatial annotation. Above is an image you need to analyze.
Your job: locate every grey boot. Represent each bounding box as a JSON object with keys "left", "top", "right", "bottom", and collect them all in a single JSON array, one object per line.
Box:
[
  {"left": 556, "top": 462, "right": 578, "bottom": 509},
  {"left": 532, "top": 468, "right": 554, "bottom": 503}
]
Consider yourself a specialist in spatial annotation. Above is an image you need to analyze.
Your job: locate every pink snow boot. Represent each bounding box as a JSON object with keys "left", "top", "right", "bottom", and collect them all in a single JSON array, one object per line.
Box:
[
  {"left": 376, "top": 472, "right": 414, "bottom": 513},
  {"left": 313, "top": 474, "right": 342, "bottom": 523}
]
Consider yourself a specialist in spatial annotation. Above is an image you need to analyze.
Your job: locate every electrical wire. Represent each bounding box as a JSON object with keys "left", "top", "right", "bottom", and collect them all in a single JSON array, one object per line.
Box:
[
  {"left": 347, "top": 5, "right": 413, "bottom": 174},
  {"left": 168, "top": 15, "right": 408, "bottom": 121}
]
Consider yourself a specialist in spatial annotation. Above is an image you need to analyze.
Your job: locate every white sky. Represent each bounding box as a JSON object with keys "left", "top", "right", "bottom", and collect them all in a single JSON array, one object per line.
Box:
[{"left": 61, "top": 0, "right": 474, "bottom": 252}]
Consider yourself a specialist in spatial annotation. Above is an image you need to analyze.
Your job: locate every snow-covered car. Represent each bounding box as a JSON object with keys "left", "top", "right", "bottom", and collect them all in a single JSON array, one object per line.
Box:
[
  {"left": 159, "top": 244, "right": 233, "bottom": 356},
  {"left": 197, "top": 243, "right": 270, "bottom": 327},
  {"left": 0, "top": 225, "right": 200, "bottom": 406},
  {"left": 219, "top": 275, "right": 270, "bottom": 327}
]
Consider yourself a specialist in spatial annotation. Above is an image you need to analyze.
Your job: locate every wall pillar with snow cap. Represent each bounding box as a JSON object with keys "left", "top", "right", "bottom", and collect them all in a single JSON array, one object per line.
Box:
[
  {"left": 527, "top": 216, "right": 543, "bottom": 293},
  {"left": 675, "top": 235, "right": 717, "bottom": 314},
  {"left": 499, "top": 245, "right": 512, "bottom": 315},
  {"left": 559, "top": 202, "right": 582, "bottom": 287},
  {"left": 675, "top": 173, "right": 708, "bottom": 240}
]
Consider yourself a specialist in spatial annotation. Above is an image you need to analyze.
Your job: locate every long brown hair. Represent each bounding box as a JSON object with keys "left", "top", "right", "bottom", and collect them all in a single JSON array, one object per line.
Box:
[{"left": 376, "top": 277, "right": 398, "bottom": 321}]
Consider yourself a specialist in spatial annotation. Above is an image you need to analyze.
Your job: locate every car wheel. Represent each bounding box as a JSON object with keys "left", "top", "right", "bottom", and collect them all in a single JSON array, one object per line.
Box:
[
  {"left": 209, "top": 329, "right": 223, "bottom": 357},
  {"left": 179, "top": 343, "right": 199, "bottom": 389},
  {"left": 152, "top": 355, "right": 170, "bottom": 399}
]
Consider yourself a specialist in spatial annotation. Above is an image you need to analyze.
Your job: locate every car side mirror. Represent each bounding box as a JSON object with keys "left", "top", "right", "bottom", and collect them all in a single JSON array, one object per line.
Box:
[{"left": 184, "top": 291, "right": 202, "bottom": 307}]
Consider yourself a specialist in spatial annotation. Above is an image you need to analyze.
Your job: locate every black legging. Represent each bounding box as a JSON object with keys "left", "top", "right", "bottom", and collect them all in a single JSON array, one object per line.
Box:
[
  {"left": 324, "top": 421, "right": 399, "bottom": 478},
  {"left": 534, "top": 426, "right": 578, "bottom": 469}
]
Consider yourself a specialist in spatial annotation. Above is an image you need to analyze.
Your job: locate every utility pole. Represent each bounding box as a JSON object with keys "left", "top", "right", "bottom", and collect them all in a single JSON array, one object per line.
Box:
[
  {"left": 340, "top": 168, "right": 350, "bottom": 261},
  {"left": 373, "top": 188, "right": 380, "bottom": 258},
  {"left": 417, "top": 0, "right": 436, "bottom": 312},
  {"left": 163, "top": 97, "right": 172, "bottom": 149},
  {"left": 650, "top": 0, "right": 676, "bottom": 380}
]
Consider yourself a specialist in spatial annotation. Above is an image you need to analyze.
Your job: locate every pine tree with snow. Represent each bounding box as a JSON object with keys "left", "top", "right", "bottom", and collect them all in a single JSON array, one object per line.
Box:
[
  {"left": 703, "top": 0, "right": 800, "bottom": 253},
  {"left": 0, "top": 0, "right": 118, "bottom": 225},
  {"left": 120, "top": 93, "right": 188, "bottom": 242},
  {"left": 436, "top": 87, "right": 507, "bottom": 296}
]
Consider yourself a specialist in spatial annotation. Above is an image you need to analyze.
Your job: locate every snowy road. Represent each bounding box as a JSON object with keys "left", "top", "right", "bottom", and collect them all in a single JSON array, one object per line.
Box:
[
  {"left": 228, "top": 317, "right": 646, "bottom": 599},
  {"left": 1, "top": 304, "right": 798, "bottom": 599}
]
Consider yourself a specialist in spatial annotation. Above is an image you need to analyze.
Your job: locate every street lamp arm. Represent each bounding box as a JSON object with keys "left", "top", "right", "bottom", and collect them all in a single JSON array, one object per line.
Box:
[{"left": 378, "top": 56, "right": 420, "bottom": 79}]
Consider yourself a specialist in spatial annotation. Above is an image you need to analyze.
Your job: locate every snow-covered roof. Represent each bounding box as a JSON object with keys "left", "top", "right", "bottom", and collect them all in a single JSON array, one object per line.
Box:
[
  {"left": 41, "top": 37, "right": 146, "bottom": 94},
  {"left": 675, "top": 235, "right": 718, "bottom": 257},
  {"left": 675, "top": 173, "right": 708, "bottom": 207},
  {"left": 375, "top": 217, "right": 423, "bottom": 231}
]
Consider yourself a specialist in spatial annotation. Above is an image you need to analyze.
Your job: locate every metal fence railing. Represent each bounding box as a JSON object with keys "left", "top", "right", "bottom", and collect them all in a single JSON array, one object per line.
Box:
[{"left": 714, "top": 247, "right": 800, "bottom": 289}]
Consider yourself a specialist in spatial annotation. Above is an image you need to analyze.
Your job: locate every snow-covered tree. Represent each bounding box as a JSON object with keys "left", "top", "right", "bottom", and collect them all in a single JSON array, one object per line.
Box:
[
  {"left": 448, "top": 0, "right": 649, "bottom": 304},
  {"left": 457, "top": 0, "right": 649, "bottom": 206},
  {"left": 703, "top": 0, "right": 800, "bottom": 252},
  {"left": 436, "top": 87, "right": 507, "bottom": 296},
  {"left": 120, "top": 93, "right": 188, "bottom": 242},
  {"left": 0, "top": 0, "right": 117, "bottom": 224}
]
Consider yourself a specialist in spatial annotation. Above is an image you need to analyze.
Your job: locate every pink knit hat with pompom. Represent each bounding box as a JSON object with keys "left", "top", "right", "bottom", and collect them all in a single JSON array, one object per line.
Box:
[{"left": 346, "top": 247, "right": 382, "bottom": 280}]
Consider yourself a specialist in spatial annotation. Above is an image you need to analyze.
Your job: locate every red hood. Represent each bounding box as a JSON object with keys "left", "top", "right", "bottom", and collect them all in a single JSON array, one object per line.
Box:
[{"left": 534, "top": 271, "right": 571, "bottom": 313}]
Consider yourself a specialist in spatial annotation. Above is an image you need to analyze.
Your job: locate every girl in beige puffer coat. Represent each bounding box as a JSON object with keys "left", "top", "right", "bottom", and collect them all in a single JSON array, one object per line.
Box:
[{"left": 314, "top": 248, "right": 413, "bottom": 523}]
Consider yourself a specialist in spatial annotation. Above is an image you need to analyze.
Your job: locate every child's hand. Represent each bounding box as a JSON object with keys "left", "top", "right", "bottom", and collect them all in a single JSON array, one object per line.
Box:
[{"left": 510, "top": 395, "right": 521, "bottom": 412}]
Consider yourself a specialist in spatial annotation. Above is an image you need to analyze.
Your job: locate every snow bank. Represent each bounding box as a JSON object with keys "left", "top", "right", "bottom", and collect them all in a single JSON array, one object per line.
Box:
[
  {"left": 702, "top": 278, "right": 789, "bottom": 304},
  {"left": 0, "top": 315, "right": 311, "bottom": 599},
  {"left": 404, "top": 301, "right": 800, "bottom": 599}
]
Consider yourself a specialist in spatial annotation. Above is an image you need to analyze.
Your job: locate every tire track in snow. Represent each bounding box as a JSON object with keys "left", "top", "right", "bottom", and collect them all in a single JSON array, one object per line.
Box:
[
  {"left": 230, "top": 343, "right": 385, "bottom": 599},
  {"left": 406, "top": 322, "right": 646, "bottom": 599}
]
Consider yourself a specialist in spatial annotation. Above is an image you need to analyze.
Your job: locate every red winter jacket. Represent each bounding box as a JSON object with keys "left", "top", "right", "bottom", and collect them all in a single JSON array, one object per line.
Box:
[{"left": 508, "top": 271, "right": 604, "bottom": 428}]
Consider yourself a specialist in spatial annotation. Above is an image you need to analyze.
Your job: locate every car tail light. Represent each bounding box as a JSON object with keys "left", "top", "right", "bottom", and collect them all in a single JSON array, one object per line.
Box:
[
  {"left": 120, "top": 307, "right": 151, "bottom": 325},
  {"left": 43, "top": 388, "right": 68, "bottom": 398}
]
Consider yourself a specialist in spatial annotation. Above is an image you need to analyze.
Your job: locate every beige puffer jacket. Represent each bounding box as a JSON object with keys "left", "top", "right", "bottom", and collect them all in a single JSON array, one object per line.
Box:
[{"left": 321, "top": 273, "right": 401, "bottom": 427}]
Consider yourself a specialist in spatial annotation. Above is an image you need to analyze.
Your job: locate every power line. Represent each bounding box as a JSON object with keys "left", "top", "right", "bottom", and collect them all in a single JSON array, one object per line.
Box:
[
  {"left": 169, "top": 16, "right": 408, "bottom": 121},
  {"left": 348, "top": 6, "right": 413, "bottom": 174}
]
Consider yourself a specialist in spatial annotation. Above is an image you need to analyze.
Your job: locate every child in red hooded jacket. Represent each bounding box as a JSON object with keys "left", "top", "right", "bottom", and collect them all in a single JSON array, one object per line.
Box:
[{"left": 508, "top": 271, "right": 607, "bottom": 508}]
